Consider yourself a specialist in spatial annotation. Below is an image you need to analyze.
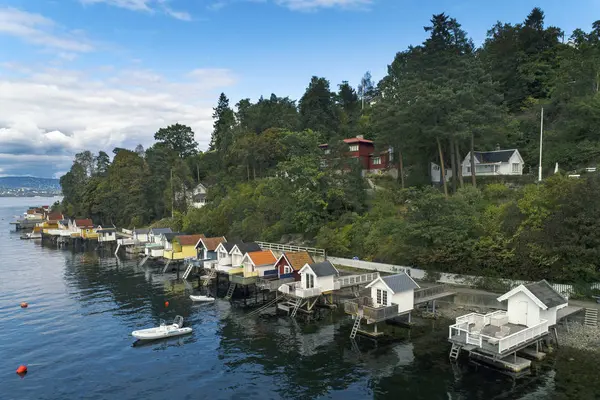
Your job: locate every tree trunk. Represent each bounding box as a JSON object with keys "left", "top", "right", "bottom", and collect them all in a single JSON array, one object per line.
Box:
[
  {"left": 436, "top": 137, "right": 448, "bottom": 198},
  {"left": 253, "top": 165, "right": 256, "bottom": 180},
  {"left": 398, "top": 148, "right": 405, "bottom": 189},
  {"left": 455, "top": 140, "right": 464, "bottom": 188},
  {"left": 449, "top": 138, "right": 457, "bottom": 193},
  {"left": 470, "top": 132, "right": 477, "bottom": 188},
  {"left": 247, "top": 163, "right": 250, "bottom": 182}
]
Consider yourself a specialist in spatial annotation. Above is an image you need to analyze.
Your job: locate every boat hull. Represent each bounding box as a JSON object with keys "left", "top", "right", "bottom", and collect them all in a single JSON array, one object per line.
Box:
[
  {"left": 132, "top": 326, "right": 193, "bottom": 340},
  {"left": 189, "top": 295, "right": 215, "bottom": 302}
]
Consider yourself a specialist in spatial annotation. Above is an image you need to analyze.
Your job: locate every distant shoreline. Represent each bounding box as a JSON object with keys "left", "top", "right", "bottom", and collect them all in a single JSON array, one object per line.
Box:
[{"left": 0, "top": 195, "right": 62, "bottom": 198}]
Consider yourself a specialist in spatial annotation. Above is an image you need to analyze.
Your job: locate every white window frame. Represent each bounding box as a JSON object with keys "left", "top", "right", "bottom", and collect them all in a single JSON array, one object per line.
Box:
[
  {"left": 376, "top": 289, "right": 382, "bottom": 304},
  {"left": 372, "top": 156, "right": 381, "bottom": 165},
  {"left": 382, "top": 290, "right": 388, "bottom": 306},
  {"left": 324, "top": 149, "right": 331, "bottom": 155},
  {"left": 349, "top": 144, "right": 359, "bottom": 152},
  {"left": 283, "top": 265, "right": 292, "bottom": 274},
  {"left": 512, "top": 163, "right": 519, "bottom": 173}
]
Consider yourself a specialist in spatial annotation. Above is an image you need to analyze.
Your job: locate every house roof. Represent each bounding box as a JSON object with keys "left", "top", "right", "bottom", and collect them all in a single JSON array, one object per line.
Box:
[
  {"left": 162, "top": 232, "right": 186, "bottom": 242},
  {"left": 246, "top": 250, "right": 276, "bottom": 266},
  {"left": 497, "top": 280, "right": 567, "bottom": 310},
  {"left": 280, "top": 251, "right": 314, "bottom": 271},
  {"left": 47, "top": 213, "right": 63, "bottom": 221},
  {"left": 198, "top": 236, "right": 227, "bottom": 251},
  {"left": 367, "top": 273, "right": 420, "bottom": 293},
  {"left": 176, "top": 234, "right": 205, "bottom": 246},
  {"left": 473, "top": 149, "right": 517, "bottom": 164},
  {"left": 306, "top": 261, "right": 338, "bottom": 277},
  {"left": 134, "top": 228, "right": 150, "bottom": 234},
  {"left": 343, "top": 137, "right": 374, "bottom": 145},
  {"left": 221, "top": 242, "right": 238, "bottom": 252},
  {"left": 74, "top": 219, "right": 94, "bottom": 227},
  {"left": 233, "top": 242, "right": 261, "bottom": 254},
  {"left": 151, "top": 228, "right": 172, "bottom": 235},
  {"left": 97, "top": 228, "right": 116, "bottom": 234},
  {"left": 524, "top": 280, "right": 568, "bottom": 309}
]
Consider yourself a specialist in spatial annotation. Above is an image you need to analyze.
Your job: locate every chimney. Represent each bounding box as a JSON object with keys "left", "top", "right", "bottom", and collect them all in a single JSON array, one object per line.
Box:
[
  {"left": 495, "top": 143, "right": 500, "bottom": 151},
  {"left": 356, "top": 135, "right": 364, "bottom": 139}
]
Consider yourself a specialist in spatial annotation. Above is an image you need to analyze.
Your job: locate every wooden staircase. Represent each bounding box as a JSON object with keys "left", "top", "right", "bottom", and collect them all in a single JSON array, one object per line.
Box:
[
  {"left": 224, "top": 283, "right": 236, "bottom": 300},
  {"left": 162, "top": 259, "right": 171, "bottom": 273},
  {"left": 449, "top": 343, "right": 462, "bottom": 361},
  {"left": 182, "top": 264, "right": 194, "bottom": 280},
  {"left": 290, "top": 299, "right": 302, "bottom": 318},
  {"left": 139, "top": 255, "right": 150, "bottom": 267},
  {"left": 350, "top": 316, "right": 361, "bottom": 339},
  {"left": 584, "top": 308, "right": 598, "bottom": 327},
  {"left": 202, "top": 269, "right": 217, "bottom": 286},
  {"left": 247, "top": 295, "right": 281, "bottom": 317}
]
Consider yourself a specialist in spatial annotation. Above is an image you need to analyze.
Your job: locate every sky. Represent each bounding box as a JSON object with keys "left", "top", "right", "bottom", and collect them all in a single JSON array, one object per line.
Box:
[{"left": 0, "top": 0, "right": 598, "bottom": 178}]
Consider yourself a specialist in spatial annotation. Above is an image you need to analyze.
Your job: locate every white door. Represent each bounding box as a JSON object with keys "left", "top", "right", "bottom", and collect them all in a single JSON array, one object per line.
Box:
[{"left": 516, "top": 301, "right": 528, "bottom": 326}]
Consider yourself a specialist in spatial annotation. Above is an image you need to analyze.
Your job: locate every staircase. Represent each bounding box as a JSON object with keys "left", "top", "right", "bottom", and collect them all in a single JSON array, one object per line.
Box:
[
  {"left": 225, "top": 283, "right": 236, "bottom": 300},
  {"left": 139, "top": 255, "right": 150, "bottom": 267},
  {"left": 584, "top": 308, "right": 598, "bottom": 327},
  {"left": 202, "top": 269, "right": 217, "bottom": 286},
  {"left": 114, "top": 243, "right": 121, "bottom": 256},
  {"left": 449, "top": 343, "right": 462, "bottom": 361},
  {"left": 351, "top": 286, "right": 360, "bottom": 298},
  {"left": 162, "top": 259, "right": 171, "bottom": 273},
  {"left": 350, "top": 316, "right": 361, "bottom": 339},
  {"left": 247, "top": 295, "right": 281, "bottom": 317},
  {"left": 290, "top": 298, "right": 302, "bottom": 318},
  {"left": 182, "top": 264, "right": 194, "bottom": 280}
]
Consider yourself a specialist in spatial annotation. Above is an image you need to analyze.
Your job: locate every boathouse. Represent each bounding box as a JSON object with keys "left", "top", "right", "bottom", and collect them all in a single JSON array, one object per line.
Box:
[
  {"left": 240, "top": 250, "right": 277, "bottom": 278},
  {"left": 196, "top": 236, "right": 227, "bottom": 265},
  {"left": 97, "top": 228, "right": 117, "bottom": 242},
  {"left": 149, "top": 228, "right": 172, "bottom": 244},
  {"left": 256, "top": 251, "right": 314, "bottom": 292},
  {"left": 299, "top": 261, "right": 339, "bottom": 293},
  {"left": 133, "top": 228, "right": 150, "bottom": 243},
  {"left": 164, "top": 234, "right": 204, "bottom": 260},
  {"left": 448, "top": 280, "right": 568, "bottom": 371},
  {"left": 229, "top": 242, "right": 261, "bottom": 267}
]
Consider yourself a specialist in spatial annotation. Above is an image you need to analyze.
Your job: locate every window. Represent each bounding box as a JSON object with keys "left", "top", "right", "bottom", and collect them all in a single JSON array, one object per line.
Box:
[
  {"left": 283, "top": 265, "right": 292, "bottom": 274},
  {"left": 306, "top": 273, "right": 315, "bottom": 288},
  {"left": 349, "top": 144, "right": 359, "bottom": 152},
  {"left": 512, "top": 163, "right": 519, "bottom": 173},
  {"left": 376, "top": 289, "right": 382, "bottom": 304},
  {"left": 372, "top": 156, "right": 381, "bottom": 165},
  {"left": 324, "top": 149, "right": 331, "bottom": 155},
  {"left": 382, "top": 290, "right": 388, "bottom": 306},
  {"left": 467, "top": 166, "right": 471, "bottom": 173}
]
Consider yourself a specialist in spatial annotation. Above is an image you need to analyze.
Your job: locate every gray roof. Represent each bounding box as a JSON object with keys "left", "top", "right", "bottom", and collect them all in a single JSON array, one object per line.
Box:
[
  {"left": 222, "top": 242, "right": 238, "bottom": 252},
  {"left": 162, "top": 232, "right": 186, "bottom": 242},
  {"left": 97, "top": 228, "right": 116, "bottom": 233},
  {"left": 380, "top": 273, "right": 419, "bottom": 293},
  {"left": 308, "top": 261, "right": 338, "bottom": 277},
  {"left": 134, "top": 228, "right": 150, "bottom": 234},
  {"left": 151, "top": 228, "right": 172, "bottom": 235},
  {"left": 525, "top": 280, "right": 567, "bottom": 308},
  {"left": 473, "top": 149, "right": 517, "bottom": 163},
  {"left": 236, "top": 242, "right": 261, "bottom": 253}
]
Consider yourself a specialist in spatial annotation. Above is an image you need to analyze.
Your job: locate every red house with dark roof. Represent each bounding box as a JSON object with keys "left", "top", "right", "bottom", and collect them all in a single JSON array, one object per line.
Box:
[{"left": 319, "top": 135, "right": 397, "bottom": 176}]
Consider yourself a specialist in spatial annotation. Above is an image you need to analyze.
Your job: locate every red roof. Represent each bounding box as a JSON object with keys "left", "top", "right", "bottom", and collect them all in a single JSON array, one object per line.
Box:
[
  {"left": 177, "top": 234, "right": 205, "bottom": 246},
  {"left": 47, "top": 213, "right": 63, "bottom": 221},
  {"left": 198, "top": 236, "right": 227, "bottom": 250},
  {"left": 343, "top": 137, "right": 373, "bottom": 144},
  {"left": 246, "top": 250, "right": 276, "bottom": 266},
  {"left": 74, "top": 219, "right": 94, "bottom": 227}
]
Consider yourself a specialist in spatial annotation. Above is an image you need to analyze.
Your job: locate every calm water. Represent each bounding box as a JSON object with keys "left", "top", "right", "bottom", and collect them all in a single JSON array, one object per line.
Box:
[{"left": 0, "top": 197, "right": 584, "bottom": 399}]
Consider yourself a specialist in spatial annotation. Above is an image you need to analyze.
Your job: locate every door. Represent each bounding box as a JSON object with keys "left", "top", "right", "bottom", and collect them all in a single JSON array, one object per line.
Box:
[{"left": 516, "top": 301, "right": 528, "bottom": 326}]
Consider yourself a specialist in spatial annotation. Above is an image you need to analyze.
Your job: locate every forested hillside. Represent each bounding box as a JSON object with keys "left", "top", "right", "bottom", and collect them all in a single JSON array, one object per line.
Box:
[{"left": 59, "top": 9, "right": 600, "bottom": 283}]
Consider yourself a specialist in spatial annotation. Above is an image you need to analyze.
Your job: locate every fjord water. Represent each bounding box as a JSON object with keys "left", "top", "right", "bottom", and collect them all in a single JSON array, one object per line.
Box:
[{"left": 0, "top": 197, "right": 577, "bottom": 399}]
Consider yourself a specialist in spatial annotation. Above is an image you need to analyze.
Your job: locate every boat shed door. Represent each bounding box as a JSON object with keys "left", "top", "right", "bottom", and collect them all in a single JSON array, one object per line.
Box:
[{"left": 516, "top": 301, "right": 528, "bottom": 326}]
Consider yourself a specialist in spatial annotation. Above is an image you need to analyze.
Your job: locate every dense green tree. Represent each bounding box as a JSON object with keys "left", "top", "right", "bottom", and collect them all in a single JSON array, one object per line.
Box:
[
  {"left": 298, "top": 76, "right": 339, "bottom": 140},
  {"left": 154, "top": 123, "right": 197, "bottom": 158},
  {"left": 210, "top": 93, "right": 236, "bottom": 154}
]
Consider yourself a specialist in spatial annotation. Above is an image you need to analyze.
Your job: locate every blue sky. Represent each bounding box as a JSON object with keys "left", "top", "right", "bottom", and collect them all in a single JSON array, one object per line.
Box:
[{"left": 0, "top": 0, "right": 598, "bottom": 178}]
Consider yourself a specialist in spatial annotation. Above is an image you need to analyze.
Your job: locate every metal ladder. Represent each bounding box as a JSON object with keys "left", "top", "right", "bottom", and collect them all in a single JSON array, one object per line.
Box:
[
  {"left": 584, "top": 308, "right": 598, "bottom": 327},
  {"left": 449, "top": 343, "right": 462, "bottom": 360},
  {"left": 139, "top": 255, "right": 150, "bottom": 267},
  {"left": 247, "top": 295, "right": 280, "bottom": 317},
  {"left": 351, "top": 286, "right": 360, "bottom": 298},
  {"left": 225, "top": 283, "right": 236, "bottom": 300},
  {"left": 162, "top": 259, "right": 171, "bottom": 273},
  {"left": 182, "top": 264, "right": 194, "bottom": 280},
  {"left": 202, "top": 269, "right": 217, "bottom": 286},
  {"left": 290, "top": 299, "right": 302, "bottom": 318},
  {"left": 114, "top": 243, "right": 121, "bottom": 256},
  {"left": 350, "top": 316, "right": 361, "bottom": 339}
]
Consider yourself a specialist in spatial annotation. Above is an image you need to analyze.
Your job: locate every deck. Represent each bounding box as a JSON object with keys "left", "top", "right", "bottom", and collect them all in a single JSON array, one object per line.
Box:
[
  {"left": 413, "top": 285, "right": 455, "bottom": 305},
  {"left": 344, "top": 297, "right": 405, "bottom": 324},
  {"left": 256, "top": 277, "right": 295, "bottom": 291}
]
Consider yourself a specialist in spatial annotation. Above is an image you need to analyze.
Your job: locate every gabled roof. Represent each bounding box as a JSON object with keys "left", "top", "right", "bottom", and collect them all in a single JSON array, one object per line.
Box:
[
  {"left": 151, "top": 228, "right": 172, "bottom": 235},
  {"left": 245, "top": 250, "right": 276, "bottom": 266},
  {"left": 97, "top": 228, "right": 116, "bottom": 234},
  {"left": 366, "top": 272, "right": 420, "bottom": 293},
  {"left": 134, "top": 228, "right": 150, "bottom": 234},
  {"left": 231, "top": 242, "right": 261, "bottom": 254},
  {"left": 497, "top": 280, "right": 567, "bottom": 310},
  {"left": 176, "top": 234, "right": 205, "bottom": 246},
  {"left": 47, "top": 213, "right": 63, "bottom": 221},
  {"left": 162, "top": 232, "right": 186, "bottom": 242},
  {"left": 277, "top": 251, "right": 314, "bottom": 271},
  {"left": 301, "top": 261, "right": 338, "bottom": 277},
  {"left": 198, "top": 236, "right": 227, "bottom": 251},
  {"left": 220, "top": 242, "right": 238, "bottom": 252},
  {"left": 74, "top": 219, "right": 94, "bottom": 227},
  {"left": 343, "top": 137, "right": 374, "bottom": 145},
  {"left": 473, "top": 149, "right": 518, "bottom": 164}
]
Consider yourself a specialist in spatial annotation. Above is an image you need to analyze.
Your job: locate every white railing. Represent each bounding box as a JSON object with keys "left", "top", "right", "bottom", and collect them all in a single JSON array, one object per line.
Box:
[
  {"left": 335, "top": 272, "right": 379, "bottom": 288},
  {"left": 498, "top": 319, "right": 549, "bottom": 353},
  {"left": 278, "top": 281, "right": 323, "bottom": 298},
  {"left": 117, "top": 238, "right": 135, "bottom": 245},
  {"left": 256, "top": 241, "right": 326, "bottom": 257}
]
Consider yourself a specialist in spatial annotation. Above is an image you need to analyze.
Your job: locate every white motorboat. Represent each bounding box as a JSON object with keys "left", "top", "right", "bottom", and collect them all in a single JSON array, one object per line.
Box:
[
  {"left": 131, "top": 316, "right": 192, "bottom": 340},
  {"left": 189, "top": 294, "right": 215, "bottom": 302}
]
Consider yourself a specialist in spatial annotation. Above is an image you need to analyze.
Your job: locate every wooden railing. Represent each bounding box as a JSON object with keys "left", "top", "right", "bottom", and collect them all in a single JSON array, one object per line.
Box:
[
  {"left": 335, "top": 272, "right": 379, "bottom": 288},
  {"left": 414, "top": 284, "right": 449, "bottom": 301},
  {"left": 256, "top": 277, "right": 295, "bottom": 291},
  {"left": 344, "top": 296, "right": 399, "bottom": 322},
  {"left": 498, "top": 320, "right": 549, "bottom": 353},
  {"left": 256, "top": 241, "right": 325, "bottom": 257},
  {"left": 278, "top": 281, "right": 323, "bottom": 298}
]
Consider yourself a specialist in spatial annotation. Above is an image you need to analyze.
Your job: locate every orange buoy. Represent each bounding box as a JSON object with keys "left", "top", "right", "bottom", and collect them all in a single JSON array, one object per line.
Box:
[
  {"left": 20, "top": 302, "right": 28, "bottom": 308},
  {"left": 164, "top": 301, "right": 169, "bottom": 308},
  {"left": 16, "top": 365, "right": 27, "bottom": 374}
]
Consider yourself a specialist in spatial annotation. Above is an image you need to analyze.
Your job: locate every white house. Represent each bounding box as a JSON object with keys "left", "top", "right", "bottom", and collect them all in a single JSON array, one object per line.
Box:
[
  {"left": 229, "top": 242, "right": 261, "bottom": 267},
  {"left": 133, "top": 228, "right": 150, "bottom": 243},
  {"left": 298, "top": 261, "right": 339, "bottom": 293},
  {"left": 215, "top": 242, "right": 235, "bottom": 267},
  {"left": 149, "top": 228, "right": 172, "bottom": 244},
  {"left": 240, "top": 250, "right": 277, "bottom": 277},
  {"left": 497, "top": 280, "right": 568, "bottom": 327},
  {"left": 462, "top": 149, "right": 524, "bottom": 177},
  {"left": 97, "top": 228, "right": 117, "bottom": 243},
  {"left": 364, "top": 273, "right": 420, "bottom": 314},
  {"left": 189, "top": 183, "right": 208, "bottom": 209},
  {"left": 430, "top": 162, "right": 453, "bottom": 184}
]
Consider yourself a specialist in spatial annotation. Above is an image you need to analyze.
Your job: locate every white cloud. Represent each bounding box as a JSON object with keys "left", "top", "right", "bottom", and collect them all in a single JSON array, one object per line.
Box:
[
  {"left": 0, "top": 7, "right": 94, "bottom": 52},
  {"left": 80, "top": 0, "right": 192, "bottom": 20},
  {"left": 0, "top": 64, "right": 237, "bottom": 177},
  {"left": 209, "top": 0, "right": 372, "bottom": 11}
]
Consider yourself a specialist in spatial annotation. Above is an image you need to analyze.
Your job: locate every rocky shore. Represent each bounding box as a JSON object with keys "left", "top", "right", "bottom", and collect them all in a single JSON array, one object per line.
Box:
[{"left": 559, "top": 322, "right": 600, "bottom": 352}]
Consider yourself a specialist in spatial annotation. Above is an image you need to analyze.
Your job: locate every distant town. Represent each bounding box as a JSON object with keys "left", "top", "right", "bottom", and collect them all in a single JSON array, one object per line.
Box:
[{"left": 0, "top": 176, "right": 62, "bottom": 197}]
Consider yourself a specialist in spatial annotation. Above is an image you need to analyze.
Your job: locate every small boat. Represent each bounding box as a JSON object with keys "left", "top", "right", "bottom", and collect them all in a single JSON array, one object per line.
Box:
[
  {"left": 131, "top": 316, "right": 192, "bottom": 340},
  {"left": 189, "top": 294, "right": 215, "bottom": 302}
]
